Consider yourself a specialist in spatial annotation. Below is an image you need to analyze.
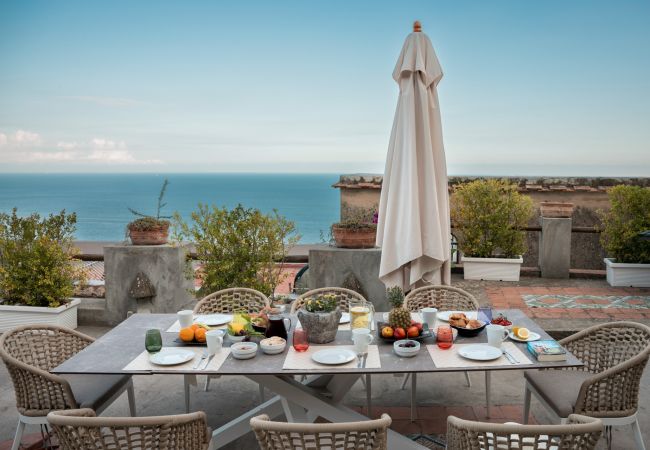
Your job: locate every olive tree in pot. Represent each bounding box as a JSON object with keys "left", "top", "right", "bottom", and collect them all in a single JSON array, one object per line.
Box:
[
  {"left": 127, "top": 179, "right": 171, "bottom": 245},
  {"left": 0, "top": 209, "right": 86, "bottom": 332},
  {"left": 600, "top": 185, "right": 650, "bottom": 287},
  {"left": 451, "top": 179, "right": 533, "bottom": 281}
]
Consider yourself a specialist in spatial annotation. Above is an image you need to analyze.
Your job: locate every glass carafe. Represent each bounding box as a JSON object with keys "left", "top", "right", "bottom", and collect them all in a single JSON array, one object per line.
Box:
[{"left": 349, "top": 300, "right": 375, "bottom": 330}]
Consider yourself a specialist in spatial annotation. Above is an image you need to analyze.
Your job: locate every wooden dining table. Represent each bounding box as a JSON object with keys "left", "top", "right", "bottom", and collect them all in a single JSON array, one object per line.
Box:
[{"left": 53, "top": 309, "right": 582, "bottom": 449}]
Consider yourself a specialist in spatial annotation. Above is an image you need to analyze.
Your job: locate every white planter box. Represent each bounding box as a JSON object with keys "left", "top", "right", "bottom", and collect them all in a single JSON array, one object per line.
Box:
[
  {"left": 462, "top": 256, "right": 523, "bottom": 282},
  {"left": 604, "top": 258, "right": 650, "bottom": 288},
  {"left": 0, "top": 298, "right": 81, "bottom": 333}
]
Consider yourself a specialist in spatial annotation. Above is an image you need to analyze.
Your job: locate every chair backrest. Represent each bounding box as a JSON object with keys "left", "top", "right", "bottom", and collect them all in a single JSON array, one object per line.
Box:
[
  {"left": 446, "top": 414, "right": 603, "bottom": 450},
  {"left": 560, "top": 321, "right": 650, "bottom": 417},
  {"left": 404, "top": 285, "right": 479, "bottom": 312},
  {"left": 290, "top": 287, "right": 368, "bottom": 313},
  {"left": 48, "top": 408, "right": 211, "bottom": 450},
  {"left": 250, "top": 413, "right": 391, "bottom": 450},
  {"left": 193, "top": 287, "right": 270, "bottom": 314},
  {"left": 0, "top": 325, "right": 92, "bottom": 416}
]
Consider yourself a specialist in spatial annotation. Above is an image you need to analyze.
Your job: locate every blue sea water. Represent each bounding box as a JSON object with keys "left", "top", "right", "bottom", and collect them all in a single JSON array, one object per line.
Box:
[{"left": 0, "top": 174, "right": 340, "bottom": 243}]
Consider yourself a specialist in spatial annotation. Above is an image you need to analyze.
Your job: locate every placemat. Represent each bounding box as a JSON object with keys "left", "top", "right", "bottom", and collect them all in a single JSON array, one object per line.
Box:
[
  {"left": 123, "top": 347, "right": 231, "bottom": 372},
  {"left": 426, "top": 341, "right": 532, "bottom": 369},
  {"left": 282, "top": 345, "right": 380, "bottom": 370}
]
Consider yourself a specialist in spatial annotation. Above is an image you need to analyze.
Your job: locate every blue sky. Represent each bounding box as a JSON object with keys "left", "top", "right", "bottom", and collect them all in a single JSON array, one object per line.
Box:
[{"left": 1, "top": 1, "right": 649, "bottom": 175}]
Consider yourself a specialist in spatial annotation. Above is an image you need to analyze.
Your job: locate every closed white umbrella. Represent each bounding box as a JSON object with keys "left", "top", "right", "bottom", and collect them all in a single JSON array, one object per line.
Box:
[{"left": 376, "top": 21, "right": 451, "bottom": 290}]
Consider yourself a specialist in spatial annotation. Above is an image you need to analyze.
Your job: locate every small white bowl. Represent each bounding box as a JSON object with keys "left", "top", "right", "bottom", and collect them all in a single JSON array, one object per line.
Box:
[
  {"left": 231, "top": 342, "right": 258, "bottom": 360},
  {"left": 227, "top": 333, "right": 246, "bottom": 343},
  {"left": 393, "top": 339, "right": 420, "bottom": 357},
  {"left": 260, "top": 337, "right": 287, "bottom": 355}
]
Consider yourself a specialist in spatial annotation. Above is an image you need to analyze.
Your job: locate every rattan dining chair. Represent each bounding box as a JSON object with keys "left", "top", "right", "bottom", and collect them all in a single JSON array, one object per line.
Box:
[
  {"left": 523, "top": 321, "right": 650, "bottom": 450},
  {"left": 189, "top": 287, "right": 271, "bottom": 412},
  {"left": 250, "top": 413, "right": 391, "bottom": 450},
  {"left": 0, "top": 325, "right": 136, "bottom": 450},
  {"left": 290, "top": 286, "right": 368, "bottom": 313},
  {"left": 446, "top": 413, "right": 603, "bottom": 450},
  {"left": 48, "top": 408, "right": 212, "bottom": 450},
  {"left": 402, "top": 285, "right": 479, "bottom": 421}
]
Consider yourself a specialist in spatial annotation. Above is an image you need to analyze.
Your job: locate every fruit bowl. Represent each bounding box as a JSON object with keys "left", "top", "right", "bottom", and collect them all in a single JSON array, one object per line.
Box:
[
  {"left": 450, "top": 320, "right": 488, "bottom": 337},
  {"left": 393, "top": 339, "right": 420, "bottom": 357},
  {"left": 376, "top": 322, "right": 432, "bottom": 342}
]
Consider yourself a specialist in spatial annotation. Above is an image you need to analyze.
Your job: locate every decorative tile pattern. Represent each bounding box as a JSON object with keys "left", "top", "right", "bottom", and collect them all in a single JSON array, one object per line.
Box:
[{"left": 524, "top": 294, "right": 650, "bottom": 310}]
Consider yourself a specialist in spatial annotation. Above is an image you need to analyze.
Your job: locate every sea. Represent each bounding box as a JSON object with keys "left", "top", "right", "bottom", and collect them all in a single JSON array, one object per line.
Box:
[{"left": 0, "top": 174, "right": 340, "bottom": 243}]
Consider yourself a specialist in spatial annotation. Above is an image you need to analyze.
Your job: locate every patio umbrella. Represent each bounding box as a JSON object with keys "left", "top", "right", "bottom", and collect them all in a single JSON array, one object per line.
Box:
[{"left": 376, "top": 21, "right": 451, "bottom": 290}]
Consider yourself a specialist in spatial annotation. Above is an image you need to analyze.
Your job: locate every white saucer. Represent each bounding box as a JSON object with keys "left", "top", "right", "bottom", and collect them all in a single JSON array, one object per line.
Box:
[
  {"left": 312, "top": 348, "right": 356, "bottom": 365},
  {"left": 149, "top": 348, "right": 195, "bottom": 366},
  {"left": 508, "top": 331, "right": 541, "bottom": 342},
  {"left": 458, "top": 344, "right": 502, "bottom": 361}
]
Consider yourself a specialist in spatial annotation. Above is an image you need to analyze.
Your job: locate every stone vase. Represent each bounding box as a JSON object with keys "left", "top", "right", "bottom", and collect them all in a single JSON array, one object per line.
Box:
[{"left": 297, "top": 307, "right": 342, "bottom": 344}]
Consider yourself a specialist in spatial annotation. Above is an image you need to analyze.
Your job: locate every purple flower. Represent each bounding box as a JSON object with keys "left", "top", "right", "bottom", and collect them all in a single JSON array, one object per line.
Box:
[{"left": 372, "top": 211, "right": 379, "bottom": 224}]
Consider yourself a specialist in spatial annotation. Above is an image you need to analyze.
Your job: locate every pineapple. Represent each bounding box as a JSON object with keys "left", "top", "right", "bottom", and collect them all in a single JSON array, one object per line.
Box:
[{"left": 387, "top": 286, "right": 411, "bottom": 329}]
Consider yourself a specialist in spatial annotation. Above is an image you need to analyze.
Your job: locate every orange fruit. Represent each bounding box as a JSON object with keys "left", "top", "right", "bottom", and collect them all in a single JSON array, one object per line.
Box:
[
  {"left": 179, "top": 327, "right": 195, "bottom": 342},
  {"left": 190, "top": 323, "right": 200, "bottom": 331},
  {"left": 195, "top": 328, "right": 207, "bottom": 343}
]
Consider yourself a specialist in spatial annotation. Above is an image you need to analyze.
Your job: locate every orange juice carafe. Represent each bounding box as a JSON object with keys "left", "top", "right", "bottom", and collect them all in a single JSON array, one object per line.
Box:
[{"left": 349, "top": 300, "right": 375, "bottom": 330}]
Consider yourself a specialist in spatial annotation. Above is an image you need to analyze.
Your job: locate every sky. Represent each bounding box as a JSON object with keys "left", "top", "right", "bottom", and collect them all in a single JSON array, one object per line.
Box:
[{"left": 0, "top": 1, "right": 649, "bottom": 176}]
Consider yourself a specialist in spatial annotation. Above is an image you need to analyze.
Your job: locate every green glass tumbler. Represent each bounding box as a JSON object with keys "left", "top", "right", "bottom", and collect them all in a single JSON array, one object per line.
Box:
[{"left": 145, "top": 329, "right": 162, "bottom": 354}]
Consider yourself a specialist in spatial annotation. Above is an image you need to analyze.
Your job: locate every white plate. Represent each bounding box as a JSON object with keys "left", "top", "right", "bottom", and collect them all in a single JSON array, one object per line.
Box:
[
  {"left": 339, "top": 312, "right": 350, "bottom": 324},
  {"left": 312, "top": 348, "right": 357, "bottom": 365},
  {"left": 149, "top": 348, "right": 195, "bottom": 366},
  {"left": 193, "top": 314, "right": 233, "bottom": 326},
  {"left": 437, "top": 311, "right": 477, "bottom": 322},
  {"left": 508, "top": 331, "right": 541, "bottom": 342},
  {"left": 458, "top": 344, "right": 502, "bottom": 361}
]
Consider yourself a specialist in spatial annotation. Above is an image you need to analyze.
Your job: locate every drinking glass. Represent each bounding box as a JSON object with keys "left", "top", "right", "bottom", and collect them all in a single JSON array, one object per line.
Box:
[
  {"left": 436, "top": 325, "right": 453, "bottom": 350},
  {"left": 292, "top": 329, "right": 309, "bottom": 352},
  {"left": 145, "top": 329, "right": 162, "bottom": 354},
  {"left": 478, "top": 307, "right": 493, "bottom": 324}
]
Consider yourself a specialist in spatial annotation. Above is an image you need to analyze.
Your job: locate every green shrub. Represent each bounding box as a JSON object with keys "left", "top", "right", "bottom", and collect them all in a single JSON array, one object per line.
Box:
[
  {"left": 451, "top": 179, "right": 533, "bottom": 258},
  {"left": 599, "top": 185, "right": 650, "bottom": 264},
  {"left": 174, "top": 204, "right": 299, "bottom": 297},
  {"left": 0, "top": 209, "right": 85, "bottom": 307}
]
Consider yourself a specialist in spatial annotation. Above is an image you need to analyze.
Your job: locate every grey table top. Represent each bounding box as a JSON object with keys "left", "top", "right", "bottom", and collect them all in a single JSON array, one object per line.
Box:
[{"left": 53, "top": 309, "right": 582, "bottom": 376}]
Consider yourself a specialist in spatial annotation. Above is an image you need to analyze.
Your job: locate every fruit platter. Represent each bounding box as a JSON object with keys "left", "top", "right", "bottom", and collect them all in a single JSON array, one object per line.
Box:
[
  {"left": 175, "top": 323, "right": 211, "bottom": 345},
  {"left": 377, "top": 321, "right": 432, "bottom": 342}
]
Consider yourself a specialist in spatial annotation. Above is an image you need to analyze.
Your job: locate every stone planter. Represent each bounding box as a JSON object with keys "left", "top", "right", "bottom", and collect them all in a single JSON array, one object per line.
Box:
[
  {"left": 297, "top": 307, "right": 342, "bottom": 344},
  {"left": 462, "top": 256, "right": 523, "bottom": 282},
  {"left": 539, "top": 202, "right": 574, "bottom": 218},
  {"left": 604, "top": 258, "right": 650, "bottom": 287},
  {"left": 332, "top": 225, "right": 376, "bottom": 249},
  {"left": 0, "top": 298, "right": 81, "bottom": 333},
  {"left": 128, "top": 224, "right": 169, "bottom": 245}
]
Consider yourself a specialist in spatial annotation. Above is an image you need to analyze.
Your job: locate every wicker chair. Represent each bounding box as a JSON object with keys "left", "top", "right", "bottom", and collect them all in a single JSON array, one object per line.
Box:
[
  {"left": 290, "top": 287, "right": 367, "bottom": 313},
  {"left": 446, "top": 414, "right": 603, "bottom": 450},
  {"left": 0, "top": 325, "right": 135, "bottom": 450},
  {"left": 402, "top": 285, "right": 479, "bottom": 421},
  {"left": 48, "top": 408, "right": 211, "bottom": 450},
  {"left": 523, "top": 321, "right": 650, "bottom": 450},
  {"left": 250, "top": 413, "right": 391, "bottom": 450},
  {"left": 191, "top": 288, "right": 270, "bottom": 410}
]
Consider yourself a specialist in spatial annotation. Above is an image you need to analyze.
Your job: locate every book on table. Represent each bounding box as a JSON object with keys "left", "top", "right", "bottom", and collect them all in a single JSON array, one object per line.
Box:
[{"left": 526, "top": 340, "right": 567, "bottom": 362}]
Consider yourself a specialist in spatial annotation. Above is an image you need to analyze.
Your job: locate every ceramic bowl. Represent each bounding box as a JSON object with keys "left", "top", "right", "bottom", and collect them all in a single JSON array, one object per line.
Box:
[
  {"left": 260, "top": 337, "right": 287, "bottom": 355},
  {"left": 450, "top": 321, "right": 488, "bottom": 337},
  {"left": 231, "top": 342, "right": 258, "bottom": 360},
  {"left": 227, "top": 333, "right": 246, "bottom": 343},
  {"left": 393, "top": 339, "right": 420, "bottom": 357}
]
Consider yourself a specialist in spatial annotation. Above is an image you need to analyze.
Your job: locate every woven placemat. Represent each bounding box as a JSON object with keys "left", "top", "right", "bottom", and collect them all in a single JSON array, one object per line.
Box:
[
  {"left": 282, "top": 345, "right": 380, "bottom": 370},
  {"left": 426, "top": 342, "right": 532, "bottom": 369},
  {"left": 123, "top": 347, "right": 231, "bottom": 372}
]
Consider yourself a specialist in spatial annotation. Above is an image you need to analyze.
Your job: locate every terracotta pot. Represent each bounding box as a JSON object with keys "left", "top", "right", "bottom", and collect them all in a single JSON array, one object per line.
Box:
[
  {"left": 332, "top": 225, "right": 376, "bottom": 249},
  {"left": 128, "top": 225, "right": 169, "bottom": 245},
  {"left": 539, "top": 202, "right": 574, "bottom": 218}
]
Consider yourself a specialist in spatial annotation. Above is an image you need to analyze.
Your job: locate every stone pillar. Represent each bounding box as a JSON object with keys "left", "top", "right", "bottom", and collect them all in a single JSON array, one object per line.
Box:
[
  {"left": 308, "top": 247, "right": 388, "bottom": 311},
  {"left": 104, "top": 244, "right": 195, "bottom": 325},
  {"left": 538, "top": 203, "right": 574, "bottom": 278}
]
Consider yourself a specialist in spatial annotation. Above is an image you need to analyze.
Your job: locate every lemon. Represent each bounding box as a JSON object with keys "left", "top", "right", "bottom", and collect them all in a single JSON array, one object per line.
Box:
[
  {"left": 516, "top": 327, "right": 530, "bottom": 340},
  {"left": 512, "top": 326, "right": 520, "bottom": 335}
]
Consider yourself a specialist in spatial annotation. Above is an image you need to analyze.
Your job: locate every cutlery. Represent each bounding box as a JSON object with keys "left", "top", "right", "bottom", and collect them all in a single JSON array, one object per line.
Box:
[
  {"left": 201, "top": 354, "right": 215, "bottom": 370},
  {"left": 362, "top": 353, "right": 368, "bottom": 369},
  {"left": 505, "top": 350, "right": 519, "bottom": 363},
  {"left": 357, "top": 354, "right": 363, "bottom": 368},
  {"left": 502, "top": 349, "right": 517, "bottom": 364},
  {"left": 193, "top": 350, "right": 208, "bottom": 370}
]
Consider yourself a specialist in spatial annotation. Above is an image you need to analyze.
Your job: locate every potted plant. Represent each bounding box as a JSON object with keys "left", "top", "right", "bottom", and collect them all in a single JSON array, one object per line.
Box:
[
  {"left": 600, "top": 185, "right": 650, "bottom": 287},
  {"left": 331, "top": 209, "right": 378, "bottom": 249},
  {"left": 296, "top": 294, "right": 342, "bottom": 343},
  {"left": 0, "top": 209, "right": 86, "bottom": 332},
  {"left": 127, "top": 179, "right": 172, "bottom": 245},
  {"left": 451, "top": 179, "right": 534, "bottom": 281}
]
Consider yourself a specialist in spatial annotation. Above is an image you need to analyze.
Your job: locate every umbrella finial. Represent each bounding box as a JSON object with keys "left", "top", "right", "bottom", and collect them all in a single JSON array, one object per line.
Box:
[{"left": 413, "top": 21, "right": 422, "bottom": 32}]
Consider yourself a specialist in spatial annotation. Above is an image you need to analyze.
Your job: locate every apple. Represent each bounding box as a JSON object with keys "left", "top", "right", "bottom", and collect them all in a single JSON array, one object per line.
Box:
[
  {"left": 407, "top": 326, "right": 419, "bottom": 338},
  {"left": 394, "top": 327, "right": 406, "bottom": 340},
  {"left": 381, "top": 326, "right": 394, "bottom": 338},
  {"left": 414, "top": 322, "right": 423, "bottom": 332}
]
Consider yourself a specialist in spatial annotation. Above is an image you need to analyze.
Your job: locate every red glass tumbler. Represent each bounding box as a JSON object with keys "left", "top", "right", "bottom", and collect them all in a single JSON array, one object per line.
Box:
[
  {"left": 436, "top": 325, "right": 453, "bottom": 350},
  {"left": 292, "top": 329, "right": 309, "bottom": 352}
]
